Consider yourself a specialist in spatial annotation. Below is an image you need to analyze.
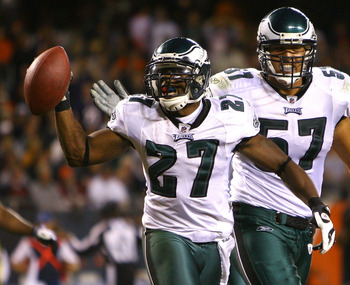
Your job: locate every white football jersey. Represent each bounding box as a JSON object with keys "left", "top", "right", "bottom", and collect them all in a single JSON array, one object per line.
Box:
[
  {"left": 209, "top": 67, "right": 350, "bottom": 218},
  {"left": 107, "top": 95, "right": 259, "bottom": 242}
]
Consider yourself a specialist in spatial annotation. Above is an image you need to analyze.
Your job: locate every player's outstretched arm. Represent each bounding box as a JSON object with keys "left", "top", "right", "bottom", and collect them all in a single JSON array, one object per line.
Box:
[
  {"left": 54, "top": 91, "right": 130, "bottom": 167},
  {"left": 0, "top": 203, "right": 57, "bottom": 247},
  {"left": 238, "top": 134, "right": 335, "bottom": 254},
  {"left": 0, "top": 202, "right": 33, "bottom": 235}
]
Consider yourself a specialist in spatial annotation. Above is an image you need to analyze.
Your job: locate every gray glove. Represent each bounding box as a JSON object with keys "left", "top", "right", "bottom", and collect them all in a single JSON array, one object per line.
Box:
[{"left": 90, "top": 80, "right": 129, "bottom": 117}]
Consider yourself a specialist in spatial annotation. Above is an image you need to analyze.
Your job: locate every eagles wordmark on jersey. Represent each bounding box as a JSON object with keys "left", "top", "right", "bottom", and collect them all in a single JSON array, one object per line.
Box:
[
  {"left": 108, "top": 94, "right": 260, "bottom": 243},
  {"left": 209, "top": 67, "right": 350, "bottom": 218}
]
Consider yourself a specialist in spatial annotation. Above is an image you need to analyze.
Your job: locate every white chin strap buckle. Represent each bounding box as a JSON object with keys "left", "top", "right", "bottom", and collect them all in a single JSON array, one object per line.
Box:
[
  {"left": 275, "top": 75, "right": 301, "bottom": 86},
  {"left": 160, "top": 94, "right": 189, "bottom": 111}
]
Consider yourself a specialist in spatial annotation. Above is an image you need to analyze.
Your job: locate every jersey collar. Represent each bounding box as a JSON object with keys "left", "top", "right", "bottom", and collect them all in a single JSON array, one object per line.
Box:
[{"left": 262, "top": 72, "right": 313, "bottom": 102}]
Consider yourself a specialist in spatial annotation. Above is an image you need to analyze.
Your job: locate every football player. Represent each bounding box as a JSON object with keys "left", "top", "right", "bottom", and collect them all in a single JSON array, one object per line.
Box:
[
  {"left": 56, "top": 37, "right": 333, "bottom": 285},
  {"left": 0, "top": 202, "right": 57, "bottom": 246},
  {"left": 208, "top": 7, "right": 348, "bottom": 285}
]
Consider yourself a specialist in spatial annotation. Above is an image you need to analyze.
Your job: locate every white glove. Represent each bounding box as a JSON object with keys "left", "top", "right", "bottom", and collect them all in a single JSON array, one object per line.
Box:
[
  {"left": 90, "top": 79, "right": 129, "bottom": 117},
  {"left": 33, "top": 225, "right": 57, "bottom": 247},
  {"left": 309, "top": 197, "right": 336, "bottom": 254}
]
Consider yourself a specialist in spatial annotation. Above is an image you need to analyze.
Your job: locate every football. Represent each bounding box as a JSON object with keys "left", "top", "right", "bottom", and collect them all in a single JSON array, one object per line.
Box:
[{"left": 24, "top": 46, "right": 71, "bottom": 115}]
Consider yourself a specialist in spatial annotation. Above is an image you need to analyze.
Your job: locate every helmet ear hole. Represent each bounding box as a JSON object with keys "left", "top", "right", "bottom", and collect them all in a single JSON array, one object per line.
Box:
[
  {"left": 257, "top": 7, "right": 317, "bottom": 89},
  {"left": 144, "top": 37, "right": 211, "bottom": 111}
]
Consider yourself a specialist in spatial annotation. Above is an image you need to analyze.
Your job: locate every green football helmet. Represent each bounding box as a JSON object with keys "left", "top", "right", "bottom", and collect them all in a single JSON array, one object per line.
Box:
[
  {"left": 144, "top": 37, "right": 211, "bottom": 111},
  {"left": 257, "top": 7, "right": 317, "bottom": 89}
]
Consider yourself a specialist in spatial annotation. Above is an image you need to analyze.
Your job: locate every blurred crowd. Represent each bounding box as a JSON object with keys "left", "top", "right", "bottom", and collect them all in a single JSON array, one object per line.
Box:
[{"left": 1, "top": 0, "right": 350, "bottom": 284}]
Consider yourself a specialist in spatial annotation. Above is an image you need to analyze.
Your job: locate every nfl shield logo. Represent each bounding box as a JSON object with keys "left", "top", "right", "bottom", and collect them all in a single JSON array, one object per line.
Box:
[
  {"left": 287, "top": 96, "right": 297, "bottom": 104},
  {"left": 173, "top": 123, "right": 194, "bottom": 141},
  {"left": 179, "top": 123, "right": 191, "bottom": 133}
]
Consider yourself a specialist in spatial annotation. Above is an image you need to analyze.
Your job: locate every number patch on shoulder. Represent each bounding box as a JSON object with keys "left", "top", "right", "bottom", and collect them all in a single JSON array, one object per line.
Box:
[{"left": 219, "top": 95, "right": 244, "bottom": 112}]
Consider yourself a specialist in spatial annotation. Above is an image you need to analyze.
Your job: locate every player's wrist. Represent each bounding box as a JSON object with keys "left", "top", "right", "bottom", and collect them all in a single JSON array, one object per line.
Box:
[
  {"left": 308, "top": 197, "right": 330, "bottom": 216},
  {"left": 308, "top": 197, "right": 324, "bottom": 209},
  {"left": 55, "top": 90, "right": 71, "bottom": 112}
]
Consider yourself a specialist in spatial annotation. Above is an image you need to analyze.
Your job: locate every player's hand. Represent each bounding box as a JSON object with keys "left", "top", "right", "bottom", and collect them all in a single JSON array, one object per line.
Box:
[
  {"left": 90, "top": 79, "right": 129, "bottom": 117},
  {"left": 309, "top": 197, "right": 336, "bottom": 254},
  {"left": 33, "top": 225, "right": 57, "bottom": 248}
]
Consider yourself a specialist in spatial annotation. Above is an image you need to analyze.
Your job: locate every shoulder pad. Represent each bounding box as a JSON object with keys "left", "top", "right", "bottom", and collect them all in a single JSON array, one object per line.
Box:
[
  {"left": 210, "top": 68, "right": 261, "bottom": 93},
  {"left": 313, "top": 67, "right": 350, "bottom": 93}
]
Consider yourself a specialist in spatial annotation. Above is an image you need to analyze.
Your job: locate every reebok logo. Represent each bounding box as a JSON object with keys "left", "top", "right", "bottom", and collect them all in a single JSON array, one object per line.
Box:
[{"left": 256, "top": 226, "right": 273, "bottom": 232}]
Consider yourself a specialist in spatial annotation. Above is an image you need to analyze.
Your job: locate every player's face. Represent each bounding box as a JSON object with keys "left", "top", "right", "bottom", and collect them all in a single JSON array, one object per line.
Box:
[
  {"left": 268, "top": 45, "right": 306, "bottom": 75},
  {"left": 160, "top": 74, "right": 189, "bottom": 98},
  {"left": 158, "top": 73, "right": 200, "bottom": 116}
]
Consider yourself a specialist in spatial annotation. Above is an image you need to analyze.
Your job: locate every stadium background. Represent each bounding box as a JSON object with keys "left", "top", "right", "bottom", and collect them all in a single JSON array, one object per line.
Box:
[{"left": 1, "top": 0, "right": 349, "bottom": 284}]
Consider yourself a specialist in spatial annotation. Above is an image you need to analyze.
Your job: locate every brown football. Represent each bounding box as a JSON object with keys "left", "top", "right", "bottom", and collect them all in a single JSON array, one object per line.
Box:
[{"left": 24, "top": 46, "right": 71, "bottom": 115}]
